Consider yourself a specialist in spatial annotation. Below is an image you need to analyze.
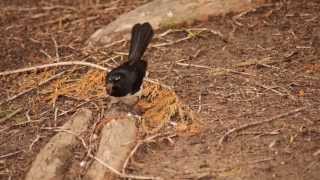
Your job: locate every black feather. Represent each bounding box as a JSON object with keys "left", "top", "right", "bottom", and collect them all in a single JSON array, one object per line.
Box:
[{"left": 128, "top": 22, "right": 154, "bottom": 63}]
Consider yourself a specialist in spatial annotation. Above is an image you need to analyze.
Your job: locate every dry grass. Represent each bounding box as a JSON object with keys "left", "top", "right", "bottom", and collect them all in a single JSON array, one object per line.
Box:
[
  {"left": 138, "top": 82, "right": 202, "bottom": 135},
  {"left": 46, "top": 69, "right": 106, "bottom": 105},
  {"left": 2, "top": 68, "right": 105, "bottom": 106}
]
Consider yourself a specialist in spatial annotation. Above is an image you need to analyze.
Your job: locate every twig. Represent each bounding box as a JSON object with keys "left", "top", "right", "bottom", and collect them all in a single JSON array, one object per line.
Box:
[
  {"left": 51, "top": 36, "right": 60, "bottom": 62},
  {"left": 157, "top": 28, "right": 225, "bottom": 41},
  {"left": 3, "top": 5, "right": 78, "bottom": 12},
  {"left": 70, "top": 15, "right": 100, "bottom": 25},
  {"left": 145, "top": 78, "right": 172, "bottom": 90},
  {"left": 177, "top": 62, "right": 256, "bottom": 76},
  {"left": 40, "top": 49, "right": 53, "bottom": 59},
  {"left": 12, "top": 119, "right": 42, "bottom": 127},
  {"left": 0, "top": 59, "right": 171, "bottom": 91},
  {"left": 153, "top": 28, "right": 210, "bottom": 48},
  {"left": 58, "top": 100, "right": 92, "bottom": 117},
  {"left": 0, "top": 126, "right": 10, "bottom": 133},
  {"left": 25, "top": 110, "right": 32, "bottom": 122},
  {"left": 122, "top": 142, "right": 142, "bottom": 174},
  {"left": 236, "top": 76, "right": 295, "bottom": 99},
  {"left": 57, "top": 128, "right": 89, "bottom": 148},
  {"left": 0, "top": 71, "right": 65, "bottom": 106},
  {"left": 29, "top": 135, "right": 42, "bottom": 151},
  {"left": 0, "top": 108, "right": 23, "bottom": 124},
  {"left": 54, "top": 107, "right": 58, "bottom": 127},
  {"left": 247, "top": 79, "right": 285, "bottom": 96},
  {"left": 157, "top": 29, "right": 179, "bottom": 37},
  {"left": 0, "top": 150, "right": 22, "bottom": 159},
  {"left": 176, "top": 62, "right": 211, "bottom": 69},
  {"left": 258, "top": 63, "right": 280, "bottom": 70},
  {"left": 38, "top": 14, "right": 74, "bottom": 27},
  {"left": 0, "top": 61, "right": 108, "bottom": 76},
  {"left": 152, "top": 36, "right": 192, "bottom": 48},
  {"left": 101, "top": 39, "right": 126, "bottom": 48},
  {"left": 197, "top": 93, "right": 202, "bottom": 113},
  {"left": 90, "top": 154, "right": 162, "bottom": 180},
  {"left": 101, "top": 54, "right": 122, "bottom": 64},
  {"left": 122, "top": 133, "right": 172, "bottom": 174},
  {"left": 249, "top": 158, "right": 274, "bottom": 164},
  {"left": 312, "top": 148, "right": 320, "bottom": 157},
  {"left": 219, "top": 106, "right": 307, "bottom": 145}
]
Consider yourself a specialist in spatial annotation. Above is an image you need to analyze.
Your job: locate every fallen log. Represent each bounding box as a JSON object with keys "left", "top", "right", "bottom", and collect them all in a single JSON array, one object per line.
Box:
[
  {"left": 88, "top": 0, "right": 267, "bottom": 45},
  {"left": 25, "top": 108, "right": 92, "bottom": 180},
  {"left": 84, "top": 114, "right": 138, "bottom": 180}
]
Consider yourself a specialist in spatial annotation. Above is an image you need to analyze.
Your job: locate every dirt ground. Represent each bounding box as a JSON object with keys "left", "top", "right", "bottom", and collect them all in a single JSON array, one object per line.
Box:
[{"left": 0, "top": 0, "right": 320, "bottom": 180}]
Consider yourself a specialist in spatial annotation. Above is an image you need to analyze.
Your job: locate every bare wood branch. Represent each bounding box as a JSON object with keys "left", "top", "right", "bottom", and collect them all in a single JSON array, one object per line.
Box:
[
  {"left": 122, "top": 133, "right": 164, "bottom": 174},
  {"left": 0, "top": 61, "right": 108, "bottom": 76},
  {"left": 219, "top": 106, "right": 307, "bottom": 145},
  {"left": 0, "top": 150, "right": 22, "bottom": 159},
  {"left": 89, "top": 154, "right": 162, "bottom": 180}
]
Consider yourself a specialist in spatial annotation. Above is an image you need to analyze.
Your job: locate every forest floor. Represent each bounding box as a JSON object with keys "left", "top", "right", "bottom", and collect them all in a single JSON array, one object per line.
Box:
[{"left": 0, "top": 0, "right": 319, "bottom": 180}]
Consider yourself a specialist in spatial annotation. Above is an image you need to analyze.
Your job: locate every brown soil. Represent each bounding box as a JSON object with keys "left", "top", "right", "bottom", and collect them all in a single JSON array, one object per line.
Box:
[{"left": 0, "top": 0, "right": 319, "bottom": 180}]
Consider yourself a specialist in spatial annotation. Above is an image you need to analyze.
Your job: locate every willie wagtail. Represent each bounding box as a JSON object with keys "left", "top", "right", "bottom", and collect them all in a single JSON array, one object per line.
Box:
[{"left": 106, "top": 22, "right": 154, "bottom": 106}]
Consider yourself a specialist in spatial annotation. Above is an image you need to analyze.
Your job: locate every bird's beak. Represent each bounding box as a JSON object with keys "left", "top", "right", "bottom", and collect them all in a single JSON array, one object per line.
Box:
[{"left": 106, "top": 83, "right": 113, "bottom": 95}]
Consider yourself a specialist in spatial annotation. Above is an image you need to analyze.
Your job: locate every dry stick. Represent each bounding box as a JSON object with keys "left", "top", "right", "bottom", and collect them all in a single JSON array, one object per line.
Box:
[
  {"left": 70, "top": 15, "right": 100, "bottom": 25},
  {"left": 174, "top": 56, "right": 293, "bottom": 78},
  {"left": 3, "top": 5, "right": 78, "bottom": 12},
  {"left": 197, "top": 93, "right": 202, "bottom": 113},
  {"left": 122, "top": 142, "right": 142, "bottom": 174},
  {"left": 29, "top": 135, "right": 42, "bottom": 151},
  {"left": 0, "top": 61, "right": 107, "bottom": 76},
  {"left": 38, "top": 14, "right": 74, "bottom": 27},
  {"left": 152, "top": 28, "right": 211, "bottom": 48},
  {"left": 0, "top": 150, "right": 22, "bottom": 159},
  {"left": 157, "top": 28, "right": 224, "bottom": 40},
  {"left": 57, "top": 100, "right": 91, "bottom": 117},
  {"left": 0, "top": 108, "right": 23, "bottom": 123},
  {"left": 51, "top": 36, "right": 60, "bottom": 61},
  {"left": 239, "top": 76, "right": 284, "bottom": 95},
  {"left": 101, "top": 54, "right": 122, "bottom": 64},
  {"left": 0, "top": 61, "right": 170, "bottom": 89},
  {"left": 13, "top": 119, "right": 42, "bottom": 127},
  {"left": 122, "top": 133, "right": 163, "bottom": 174},
  {"left": 145, "top": 78, "right": 172, "bottom": 90},
  {"left": 176, "top": 62, "right": 211, "bottom": 69},
  {"left": 54, "top": 107, "right": 58, "bottom": 127},
  {"left": 90, "top": 154, "right": 162, "bottom": 180},
  {"left": 104, "top": 39, "right": 126, "bottom": 48},
  {"left": 40, "top": 49, "right": 53, "bottom": 59},
  {"left": 176, "top": 63, "right": 255, "bottom": 77},
  {"left": 152, "top": 36, "right": 191, "bottom": 48},
  {"left": 219, "top": 106, "right": 307, "bottom": 145},
  {"left": 0, "top": 71, "right": 65, "bottom": 106},
  {"left": 236, "top": 75, "right": 296, "bottom": 100}
]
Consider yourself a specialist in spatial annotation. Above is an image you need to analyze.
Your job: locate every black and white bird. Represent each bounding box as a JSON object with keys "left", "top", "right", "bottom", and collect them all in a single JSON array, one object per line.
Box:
[{"left": 106, "top": 22, "right": 154, "bottom": 107}]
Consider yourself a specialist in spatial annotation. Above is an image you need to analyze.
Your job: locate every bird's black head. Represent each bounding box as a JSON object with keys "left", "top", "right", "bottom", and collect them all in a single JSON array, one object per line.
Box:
[{"left": 106, "top": 68, "right": 134, "bottom": 97}]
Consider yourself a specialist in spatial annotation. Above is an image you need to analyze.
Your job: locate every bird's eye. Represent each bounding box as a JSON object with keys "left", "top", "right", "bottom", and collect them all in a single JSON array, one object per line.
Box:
[{"left": 113, "top": 75, "right": 121, "bottom": 81}]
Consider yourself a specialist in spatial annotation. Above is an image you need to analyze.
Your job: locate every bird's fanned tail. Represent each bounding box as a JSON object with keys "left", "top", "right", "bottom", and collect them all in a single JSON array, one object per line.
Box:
[{"left": 128, "top": 22, "right": 154, "bottom": 63}]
